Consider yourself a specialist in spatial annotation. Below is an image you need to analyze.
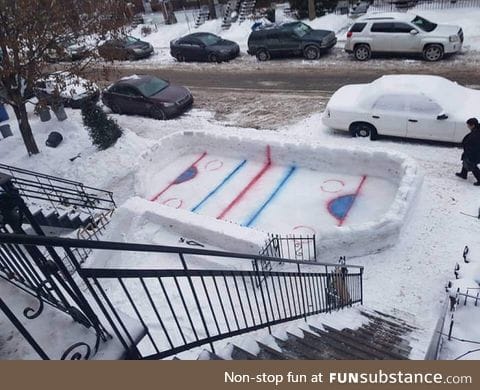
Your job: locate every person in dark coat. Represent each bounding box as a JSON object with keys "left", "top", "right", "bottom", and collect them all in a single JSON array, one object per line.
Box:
[{"left": 456, "top": 118, "right": 480, "bottom": 186}]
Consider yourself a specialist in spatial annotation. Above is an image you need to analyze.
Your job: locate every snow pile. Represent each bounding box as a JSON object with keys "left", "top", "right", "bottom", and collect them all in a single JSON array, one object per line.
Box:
[
  {"left": 133, "top": 130, "right": 422, "bottom": 259},
  {"left": 357, "top": 75, "right": 480, "bottom": 119}
]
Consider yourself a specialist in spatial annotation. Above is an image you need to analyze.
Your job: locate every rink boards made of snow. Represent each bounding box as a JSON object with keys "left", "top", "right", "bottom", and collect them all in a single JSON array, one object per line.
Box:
[{"left": 141, "top": 140, "right": 400, "bottom": 237}]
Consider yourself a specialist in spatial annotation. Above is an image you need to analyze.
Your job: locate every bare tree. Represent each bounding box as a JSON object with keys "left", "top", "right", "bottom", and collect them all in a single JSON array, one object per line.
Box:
[{"left": 0, "top": 0, "right": 131, "bottom": 156}]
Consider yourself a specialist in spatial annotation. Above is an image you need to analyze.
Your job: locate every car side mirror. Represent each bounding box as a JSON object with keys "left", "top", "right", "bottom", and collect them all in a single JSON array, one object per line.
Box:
[
  {"left": 437, "top": 113, "right": 448, "bottom": 120},
  {"left": 410, "top": 29, "right": 418, "bottom": 35}
]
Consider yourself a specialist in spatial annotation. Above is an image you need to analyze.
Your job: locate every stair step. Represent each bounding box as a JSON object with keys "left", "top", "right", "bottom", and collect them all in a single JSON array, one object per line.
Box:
[
  {"left": 271, "top": 335, "right": 320, "bottom": 359},
  {"left": 359, "top": 309, "right": 418, "bottom": 331},
  {"left": 230, "top": 344, "right": 259, "bottom": 360},
  {"left": 198, "top": 350, "right": 225, "bottom": 360},
  {"left": 256, "top": 341, "right": 290, "bottom": 360},
  {"left": 300, "top": 328, "right": 359, "bottom": 359},
  {"left": 340, "top": 326, "right": 412, "bottom": 358},
  {"left": 285, "top": 331, "right": 336, "bottom": 359},
  {"left": 308, "top": 324, "right": 382, "bottom": 360},
  {"left": 321, "top": 324, "right": 408, "bottom": 360}
]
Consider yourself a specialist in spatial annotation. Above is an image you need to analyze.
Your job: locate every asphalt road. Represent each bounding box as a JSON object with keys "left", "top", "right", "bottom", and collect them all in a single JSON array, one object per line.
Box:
[{"left": 91, "top": 63, "right": 480, "bottom": 94}]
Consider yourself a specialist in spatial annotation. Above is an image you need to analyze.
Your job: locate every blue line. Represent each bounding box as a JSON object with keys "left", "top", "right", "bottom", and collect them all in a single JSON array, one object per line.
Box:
[
  {"left": 244, "top": 166, "right": 297, "bottom": 227},
  {"left": 191, "top": 160, "right": 247, "bottom": 213}
]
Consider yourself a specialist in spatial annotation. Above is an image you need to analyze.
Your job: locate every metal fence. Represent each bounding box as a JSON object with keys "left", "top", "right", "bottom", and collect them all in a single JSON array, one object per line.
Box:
[
  {"left": 0, "top": 232, "right": 364, "bottom": 360},
  {"left": 335, "top": 0, "right": 480, "bottom": 14},
  {"left": 372, "top": 0, "right": 480, "bottom": 11}
]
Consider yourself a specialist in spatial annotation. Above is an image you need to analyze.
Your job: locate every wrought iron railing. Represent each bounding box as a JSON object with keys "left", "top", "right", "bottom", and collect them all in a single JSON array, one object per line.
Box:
[
  {"left": 0, "top": 163, "right": 116, "bottom": 216},
  {"left": 0, "top": 232, "right": 364, "bottom": 360}
]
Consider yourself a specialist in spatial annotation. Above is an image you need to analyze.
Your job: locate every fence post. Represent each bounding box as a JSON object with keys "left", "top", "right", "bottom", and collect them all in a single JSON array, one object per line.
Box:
[
  {"left": 360, "top": 267, "right": 364, "bottom": 305},
  {"left": 297, "top": 263, "right": 307, "bottom": 321},
  {"left": 179, "top": 252, "right": 214, "bottom": 353},
  {"left": 254, "top": 257, "right": 271, "bottom": 333}
]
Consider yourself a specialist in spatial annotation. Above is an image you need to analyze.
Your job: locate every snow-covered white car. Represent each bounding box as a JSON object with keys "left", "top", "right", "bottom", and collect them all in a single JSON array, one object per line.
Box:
[
  {"left": 322, "top": 75, "right": 479, "bottom": 143},
  {"left": 34, "top": 71, "right": 99, "bottom": 109},
  {"left": 345, "top": 13, "right": 463, "bottom": 61}
]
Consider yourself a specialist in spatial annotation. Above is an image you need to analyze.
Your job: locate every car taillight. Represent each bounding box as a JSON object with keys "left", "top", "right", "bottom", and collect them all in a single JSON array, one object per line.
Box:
[{"left": 347, "top": 31, "right": 353, "bottom": 38}]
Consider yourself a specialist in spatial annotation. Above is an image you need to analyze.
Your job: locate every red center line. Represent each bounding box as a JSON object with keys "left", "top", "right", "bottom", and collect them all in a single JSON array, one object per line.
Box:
[
  {"left": 150, "top": 152, "right": 207, "bottom": 202},
  {"left": 338, "top": 175, "right": 367, "bottom": 227},
  {"left": 217, "top": 146, "right": 272, "bottom": 220}
]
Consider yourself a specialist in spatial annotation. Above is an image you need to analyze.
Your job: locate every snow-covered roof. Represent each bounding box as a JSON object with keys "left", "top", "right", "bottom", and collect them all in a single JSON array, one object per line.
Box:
[
  {"left": 359, "top": 75, "right": 478, "bottom": 116},
  {"left": 359, "top": 12, "right": 416, "bottom": 22}
]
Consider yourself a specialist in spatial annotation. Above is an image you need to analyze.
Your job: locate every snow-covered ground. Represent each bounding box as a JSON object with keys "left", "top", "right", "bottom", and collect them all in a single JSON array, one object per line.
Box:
[{"left": 1, "top": 82, "right": 479, "bottom": 359}]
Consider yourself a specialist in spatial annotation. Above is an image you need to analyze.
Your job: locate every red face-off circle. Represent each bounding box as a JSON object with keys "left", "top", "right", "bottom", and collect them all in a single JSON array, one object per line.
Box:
[
  {"left": 204, "top": 159, "right": 224, "bottom": 171},
  {"left": 162, "top": 198, "right": 183, "bottom": 209},
  {"left": 321, "top": 179, "right": 345, "bottom": 193}
]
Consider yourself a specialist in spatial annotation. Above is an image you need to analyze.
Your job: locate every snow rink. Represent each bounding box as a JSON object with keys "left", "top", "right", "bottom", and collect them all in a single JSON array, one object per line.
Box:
[{"left": 144, "top": 145, "right": 398, "bottom": 235}]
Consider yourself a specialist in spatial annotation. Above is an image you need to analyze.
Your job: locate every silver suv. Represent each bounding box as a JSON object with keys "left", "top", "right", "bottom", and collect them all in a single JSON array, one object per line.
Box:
[{"left": 345, "top": 13, "right": 463, "bottom": 61}]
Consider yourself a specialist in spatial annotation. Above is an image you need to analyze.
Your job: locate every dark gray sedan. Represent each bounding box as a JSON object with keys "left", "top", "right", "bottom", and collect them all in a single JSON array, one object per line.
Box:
[
  {"left": 101, "top": 75, "right": 193, "bottom": 120},
  {"left": 98, "top": 36, "right": 153, "bottom": 61},
  {"left": 170, "top": 32, "right": 240, "bottom": 63}
]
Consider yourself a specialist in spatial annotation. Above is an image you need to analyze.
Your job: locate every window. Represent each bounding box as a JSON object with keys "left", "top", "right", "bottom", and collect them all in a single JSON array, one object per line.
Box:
[
  {"left": 371, "top": 23, "right": 394, "bottom": 33},
  {"left": 113, "top": 86, "right": 140, "bottom": 96},
  {"left": 408, "top": 95, "right": 442, "bottom": 115},
  {"left": 350, "top": 23, "right": 367, "bottom": 33},
  {"left": 292, "top": 22, "right": 312, "bottom": 38},
  {"left": 394, "top": 23, "right": 415, "bottom": 34},
  {"left": 411, "top": 15, "right": 437, "bottom": 32},
  {"left": 197, "top": 34, "right": 221, "bottom": 46},
  {"left": 372, "top": 95, "right": 408, "bottom": 112},
  {"left": 136, "top": 78, "right": 169, "bottom": 97}
]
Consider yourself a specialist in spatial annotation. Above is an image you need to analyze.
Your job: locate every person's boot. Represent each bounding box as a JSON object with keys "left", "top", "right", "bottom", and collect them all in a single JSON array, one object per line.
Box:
[
  {"left": 472, "top": 166, "right": 480, "bottom": 186},
  {"left": 456, "top": 168, "right": 468, "bottom": 179}
]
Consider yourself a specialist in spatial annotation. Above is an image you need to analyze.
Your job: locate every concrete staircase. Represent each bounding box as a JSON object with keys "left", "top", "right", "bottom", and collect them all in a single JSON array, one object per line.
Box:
[
  {"left": 239, "top": 0, "right": 256, "bottom": 23},
  {"left": 221, "top": 0, "right": 240, "bottom": 30},
  {"left": 30, "top": 206, "right": 92, "bottom": 231},
  {"left": 181, "top": 307, "right": 429, "bottom": 360},
  {"left": 194, "top": 8, "right": 210, "bottom": 28}
]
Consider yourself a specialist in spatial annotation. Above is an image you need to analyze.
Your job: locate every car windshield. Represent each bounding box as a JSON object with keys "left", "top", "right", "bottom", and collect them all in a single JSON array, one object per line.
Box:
[
  {"left": 293, "top": 23, "right": 312, "bottom": 37},
  {"left": 411, "top": 15, "right": 437, "bottom": 32},
  {"left": 124, "top": 36, "right": 140, "bottom": 46},
  {"left": 197, "top": 34, "right": 221, "bottom": 46},
  {"left": 136, "top": 77, "right": 169, "bottom": 97}
]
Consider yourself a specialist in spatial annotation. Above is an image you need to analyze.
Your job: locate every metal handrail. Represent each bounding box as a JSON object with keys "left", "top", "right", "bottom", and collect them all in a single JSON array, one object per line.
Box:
[{"left": 0, "top": 233, "right": 364, "bottom": 269}]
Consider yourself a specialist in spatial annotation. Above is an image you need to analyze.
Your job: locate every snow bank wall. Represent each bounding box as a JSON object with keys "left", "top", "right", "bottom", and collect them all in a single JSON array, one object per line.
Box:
[{"left": 134, "top": 130, "right": 422, "bottom": 259}]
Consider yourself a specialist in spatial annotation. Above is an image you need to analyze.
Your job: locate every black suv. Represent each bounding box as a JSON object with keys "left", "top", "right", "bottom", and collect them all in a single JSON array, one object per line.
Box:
[{"left": 247, "top": 22, "right": 337, "bottom": 61}]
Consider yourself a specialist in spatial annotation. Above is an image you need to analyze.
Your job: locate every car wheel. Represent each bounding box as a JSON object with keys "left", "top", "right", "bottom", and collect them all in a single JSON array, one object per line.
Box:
[
  {"left": 109, "top": 102, "right": 122, "bottom": 114},
  {"left": 127, "top": 52, "right": 137, "bottom": 61},
  {"left": 303, "top": 45, "right": 320, "bottom": 60},
  {"left": 256, "top": 49, "right": 270, "bottom": 62},
  {"left": 423, "top": 44, "right": 444, "bottom": 62},
  {"left": 351, "top": 123, "right": 377, "bottom": 140},
  {"left": 150, "top": 106, "right": 166, "bottom": 120},
  {"left": 354, "top": 44, "right": 371, "bottom": 61},
  {"left": 175, "top": 53, "right": 186, "bottom": 62},
  {"left": 208, "top": 53, "right": 221, "bottom": 63}
]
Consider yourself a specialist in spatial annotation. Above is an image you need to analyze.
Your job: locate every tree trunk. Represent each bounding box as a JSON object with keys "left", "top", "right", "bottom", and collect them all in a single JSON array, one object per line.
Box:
[
  {"left": 208, "top": 0, "right": 217, "bottom": 19},
  {"left": 308, "top": 0, "right": 316, "bottom": 20},
  {"left": 12, "top": 103, "right": 39, "bottom": 155}
]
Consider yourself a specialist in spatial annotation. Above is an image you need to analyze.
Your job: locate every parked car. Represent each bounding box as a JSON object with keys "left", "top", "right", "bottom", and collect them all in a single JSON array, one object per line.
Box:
[
  {"left": 247, "top": 21, "right": 337, "bottom": 61},
  {"left": 98, "top": 36, "right": 153, "bottom": 61},
  {"left": 34, "top": 71, "right": 99, "bottom": 108},
  {"left": 322, "top": 75, "right": 479, "bottom": 143},
  {"left": 345, "top": 13, "right": 463, "bottom": 61},
  {"left": 45, "top": 39, "right": 91, "bottom": 63},
  {"left": 101, "top": 74, "right": 193, "bottom": 120},
  {"left": 170, "top": 32, "right": 240, "bottom": 63}
]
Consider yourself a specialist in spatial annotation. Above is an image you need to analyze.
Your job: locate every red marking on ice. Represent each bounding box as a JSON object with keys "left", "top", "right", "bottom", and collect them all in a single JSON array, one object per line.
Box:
[
  {"left": 337, "top": 175, "right": 367, "bottom": 227},
  {"left": 292, "top": 225, "right": 317, "bottom": 235},
  {"left": 321, "top": 179, "right": 345, "bottom": 193},
  {"left": 162, "top": 198, "right": 183, "bottom": 209},
  {"left": 204, "top": 159, "right": 224, "bottom": 171},
  {"left": 150, "top": 152, "right": 207, "bottom": 202},
  {"left": 217, "top": 146, "right": 272, "bottom": 220}
]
